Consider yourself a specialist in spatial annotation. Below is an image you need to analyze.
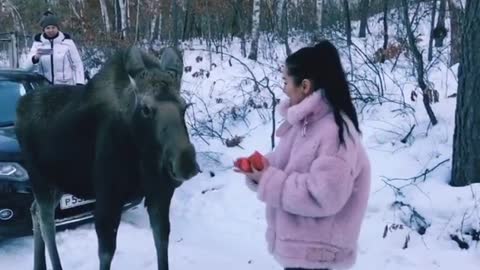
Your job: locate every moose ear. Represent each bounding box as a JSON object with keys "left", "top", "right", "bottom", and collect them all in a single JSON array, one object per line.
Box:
[
  {"left": 158, "top": 47, "right": 183, "bottom": 81},
  {"left": 124, "top": 46, "right": 146, "bottom": 78}
]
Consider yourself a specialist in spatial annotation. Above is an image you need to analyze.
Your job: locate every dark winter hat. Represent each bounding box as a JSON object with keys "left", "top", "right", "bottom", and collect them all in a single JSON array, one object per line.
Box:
[{"left": 40, "top": 11, "right": 60, "bottom": 29}]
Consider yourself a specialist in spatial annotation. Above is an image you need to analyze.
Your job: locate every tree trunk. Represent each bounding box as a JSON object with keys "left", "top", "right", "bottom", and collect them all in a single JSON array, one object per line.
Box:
[
  {"left": 115, "top": 0, "right": 119, "bottom": 32},
  {"left": 127, "top": 0, "right": 131, "bottom": 32},
  {"left": 448, "top": 0, "right": 463, "bottom": 66},
  {"left": 343, "top": 0, "right": 352, "bottom": 46},
  {"left": 427, "top": 0, "right": 437, "bottom": 61},
  {"left": 276, "top": 0, "right": 286, "bottom": 34},
  {"left": 248, "top": 0, "right": 261, "bottom": 60},
  {"left": 401, "top": 0, "right": 438, "bottom": 125},
  {"left": 150, "top": 15, "right": 158, "bottom": 41},
  {"left": 434, "top": 0, "right": 447, "bottom": 47},
  {"left": 358, "top": 0, "right": 369, "bottom": 38},
  {"left": 315, "top": 0, "right": 323, "bottom": 39},
  {"left": 172, "top": 0, "right": 179, "bottom": 47},
  {"left": 119, "top": 0, "right": 128, "bottom": 39},
  {"left": 150, "top": 0, "right": 161, "bottom": 41},
  {"left": 233, "top": 0, "right": 247, "bottom": 57},
  {"left": 383, "top": 0, "right": 389, "bottom": 51},
  {"left": 182, "top": 0, "right": 192, "bottom": 40},
  {"left": 451, "top": 0, "right": 480, "bottom": 186},
  {"left": 281, "top": 0, "right": 291, "bottom": 55},
  {"left": 99, "top": 0, "right": 111, "bottom": 33},
  {"left": 135, "top": 0, "right": 140, "bottom": 42},
  {"left": 157, "top": 14, "right": 163, "bottom": 41}
]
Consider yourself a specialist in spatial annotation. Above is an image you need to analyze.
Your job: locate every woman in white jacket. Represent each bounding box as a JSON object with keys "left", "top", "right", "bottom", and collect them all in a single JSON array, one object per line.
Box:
[{"left": 25, "top": 11, "right": 85, "bottom": 85}]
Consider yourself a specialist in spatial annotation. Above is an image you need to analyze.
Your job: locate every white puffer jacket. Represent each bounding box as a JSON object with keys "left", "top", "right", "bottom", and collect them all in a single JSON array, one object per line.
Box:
[{"left": 25, "top": 32, "right": 85, "bottom": 85}]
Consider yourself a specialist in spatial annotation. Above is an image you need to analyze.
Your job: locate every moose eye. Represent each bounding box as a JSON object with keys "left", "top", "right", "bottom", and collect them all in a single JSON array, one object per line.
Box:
[{"left": 141, "top": 105, "right": 153, "bottom": 118}]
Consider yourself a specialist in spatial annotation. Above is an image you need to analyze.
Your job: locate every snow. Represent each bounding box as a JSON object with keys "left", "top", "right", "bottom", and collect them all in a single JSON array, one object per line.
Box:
[{"left": 1, "top": 3, "right": 479, "bottom": 270}]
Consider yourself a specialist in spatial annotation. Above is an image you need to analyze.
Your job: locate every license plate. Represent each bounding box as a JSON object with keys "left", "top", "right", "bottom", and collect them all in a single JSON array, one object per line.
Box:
[{"left": 59, "top": 194, "right": 95, "bottom": 210}]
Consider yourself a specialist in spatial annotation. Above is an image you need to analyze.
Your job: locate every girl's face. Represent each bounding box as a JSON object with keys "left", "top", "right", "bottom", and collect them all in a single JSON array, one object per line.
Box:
[
  {"left": 282, "top": 67, "right": 313, "bottom": 106},
  {"left": 43, "top": 25, "right": 59, "bottom": 38}
]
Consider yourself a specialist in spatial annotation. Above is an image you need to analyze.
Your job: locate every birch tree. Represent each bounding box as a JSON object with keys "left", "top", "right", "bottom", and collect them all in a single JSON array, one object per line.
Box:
[
  {"left": 119, "top": 0, "right": 128, "bottom": 38},
  {"left": 135, "top": 0, "right": 140, "bottom": 42},
  {"left": 316, "top": 0, "right": 323, "bottom": 39},
  {"left": 248, "top": 0, "right": 261, "bottom": 60},
  {"left": 99, "top": 0, "right": 111, "bottom": 33},
  {"left": 281, "top": 0, "right": 291, "bottom": 55},
  {"left": 149, "top": 0, "right": 162, "bottom": 41}
]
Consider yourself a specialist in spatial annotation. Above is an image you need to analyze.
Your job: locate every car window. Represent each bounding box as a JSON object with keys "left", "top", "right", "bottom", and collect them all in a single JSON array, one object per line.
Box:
[{"left": 0, "top": 80, "right": 25, "bottom": 126}]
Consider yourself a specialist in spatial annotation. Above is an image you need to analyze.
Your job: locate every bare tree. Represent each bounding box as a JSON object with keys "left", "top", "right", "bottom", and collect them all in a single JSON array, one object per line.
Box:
[
  {"left": 3, "top": 0, "right": 26, "bottom": 35},
  {"left": 316, "top": 0, "right": 324, "bottom": 39},
  {"left": 232, "top": 0, "right": 248, "bottom": 57},
  {"left": 135, "top": 0, "right": 140, "bottom": 42},
  {"left": 434, "top": 0, "right": 447, "bottom": 47},
  {"left": 248, "top": 0, "right": 261, "bottom": 60},
  {"left": 172, "top": 0, "right": 179, "bottom": 47},
  {"left": 448, "top": 0, "right": 463, "bottom": 66},
  {"left": 119, "top": 0, "right": 128, "bottom": 39},
  {"left": 451, "top": 0, "right": 480, "bottom": 186},
  {"left": 99, "top": 0, "right": 111, "bottom": 33},
  {"left": 343, "top": 0, "right": 352, "bottom": 46},
  {"left": 382, "top": 0, "right": 389, "bottom": 53},
  {"left": 359, "top": 0, "right": 369, "bottom": 37},
  {"left": 276, "top": 0, "right": 286, "bottom": 33},
  {"left": 401, "top": 0, "right": 438, "bottom": 125},
  {"left": 149, "top": 0, "right": 162, "bottom": 41},
  {"left": 127, "top": 0, "right": 131, "bottom": 30},
  {"left": 280, "top": 0, "right": 291, "bottom": 55},
  {"left": 427, "top": 0, "right": 437, "bottom": 61}
]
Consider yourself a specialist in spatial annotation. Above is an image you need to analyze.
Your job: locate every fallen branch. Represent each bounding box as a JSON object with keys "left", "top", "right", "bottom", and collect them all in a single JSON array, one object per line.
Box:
[
  {"left": 400, "top": 124, "right": 416, "bottom": 143},
  {"left": 383, "top": 158, "right": 450, "bottom": 183}
]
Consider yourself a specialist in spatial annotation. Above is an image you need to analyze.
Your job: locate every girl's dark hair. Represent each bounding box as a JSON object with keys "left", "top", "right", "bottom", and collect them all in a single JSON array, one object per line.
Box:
[{"left": 285, "top": 40, "right": 360, "bottom": 145}]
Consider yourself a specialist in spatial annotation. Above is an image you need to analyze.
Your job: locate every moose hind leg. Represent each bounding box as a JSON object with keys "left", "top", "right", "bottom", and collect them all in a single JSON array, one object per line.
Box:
[
  {"left": 36, "top": 190, "right": 63, "bottom": 270},
  {"left": 31, "top": 202, "right": 46, "bottom": 270},
  {"left": 146, "top": 190, "right": 174, "bottom": 270}
]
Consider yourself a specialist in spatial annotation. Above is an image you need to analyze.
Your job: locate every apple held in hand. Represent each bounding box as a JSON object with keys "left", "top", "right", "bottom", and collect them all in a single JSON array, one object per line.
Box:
[
  {"left": 234, "top": 151, "right": 265, "bottom": 173},
  {"left": 234, "top": 158, "right": 252, "bottom": 172},
  {"left": 248, "top": 151, "right": 264, "bottom": 170}
]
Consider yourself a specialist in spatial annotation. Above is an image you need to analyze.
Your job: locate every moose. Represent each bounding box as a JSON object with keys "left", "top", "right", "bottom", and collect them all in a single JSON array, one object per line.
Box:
[{"left": 15, "top": 46, "right": 200, "bottom": 270}]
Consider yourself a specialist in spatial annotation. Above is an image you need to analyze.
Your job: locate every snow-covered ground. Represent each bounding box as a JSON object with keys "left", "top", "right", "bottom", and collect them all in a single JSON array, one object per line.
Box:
[{"left": 1, "top": 3, "right": 479, "bottom": 270}]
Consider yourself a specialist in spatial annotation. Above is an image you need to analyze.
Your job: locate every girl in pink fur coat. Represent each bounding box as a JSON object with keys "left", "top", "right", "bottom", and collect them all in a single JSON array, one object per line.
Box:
[{"left": 235, "top": 40, "right": 371, "bottom": 270}]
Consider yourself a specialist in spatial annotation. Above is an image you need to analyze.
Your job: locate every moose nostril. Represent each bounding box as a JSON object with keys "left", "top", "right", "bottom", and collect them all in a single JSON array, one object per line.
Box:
[{"left": 141, "top": 105, "right": 152, "bottom": 118}]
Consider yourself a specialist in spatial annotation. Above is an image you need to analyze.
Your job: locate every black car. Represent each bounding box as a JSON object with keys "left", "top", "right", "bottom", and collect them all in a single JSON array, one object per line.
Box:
[{"left": 0, "top": 69, "right": 141, "bottom": 238}]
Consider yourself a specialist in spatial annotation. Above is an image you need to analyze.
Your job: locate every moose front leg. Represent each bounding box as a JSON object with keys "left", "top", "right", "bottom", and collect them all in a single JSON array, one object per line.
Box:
[
  {"left": 146, "top": 188, "right": 174, "bottom": 270},
  {"left": 94, "top": 198, "right": 122, "bottom": 270}
]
